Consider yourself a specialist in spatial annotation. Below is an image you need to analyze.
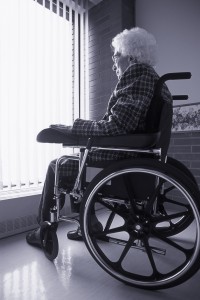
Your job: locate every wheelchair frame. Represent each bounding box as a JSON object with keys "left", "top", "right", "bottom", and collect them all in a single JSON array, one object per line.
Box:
[
  {"left": 52, "top": 142, "right": 162, "bottom": 224},
  {"left": 36, "top": 72, "right": 200, "bottom": 290}
]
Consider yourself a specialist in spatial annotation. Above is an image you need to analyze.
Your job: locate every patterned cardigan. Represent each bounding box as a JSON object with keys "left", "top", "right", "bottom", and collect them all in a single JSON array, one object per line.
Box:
[
  {"left": 71, "top": 63, "right": 172, "bottom": 162},
  {"left": 57, "top": 63, "right": 172, "bottom": 184}
]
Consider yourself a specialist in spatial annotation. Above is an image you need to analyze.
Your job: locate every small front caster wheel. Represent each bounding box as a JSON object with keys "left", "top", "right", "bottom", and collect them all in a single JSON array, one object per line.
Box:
[{"left": 40, "top": 221, "right": 59, "bottom": 261}]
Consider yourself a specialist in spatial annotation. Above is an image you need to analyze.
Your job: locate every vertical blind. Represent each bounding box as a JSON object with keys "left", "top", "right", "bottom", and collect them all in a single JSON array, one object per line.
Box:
[{"left": 0, "top": 0, "right": 89, "bottom": 193}]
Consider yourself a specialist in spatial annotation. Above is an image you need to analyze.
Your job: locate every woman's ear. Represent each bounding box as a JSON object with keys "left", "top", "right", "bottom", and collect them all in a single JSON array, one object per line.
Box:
[
  {"left": 129, "top": 56, "right": 133, "bottom": 62},
  {"left": 129, "top": 56, "right": 137, "bottom": 64}
]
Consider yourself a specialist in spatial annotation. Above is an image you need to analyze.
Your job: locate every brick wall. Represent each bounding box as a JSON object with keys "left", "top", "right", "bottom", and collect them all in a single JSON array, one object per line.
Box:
[
  {"left": 88, "top": 0, "right": 135, "bottom": 120},
  {"left": 168, "top": 131, "right": 200, "bottom": 189}
]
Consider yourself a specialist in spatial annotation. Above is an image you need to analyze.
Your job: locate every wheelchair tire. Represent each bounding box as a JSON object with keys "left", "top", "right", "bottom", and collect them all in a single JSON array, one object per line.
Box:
[
  {"left": 40, "top": 221, "right": 59, "bottom": 261},
  {"left": 154, "top": 156, "right": 196, "bottom": 237},
  {"left": 80, "top": 158, "right": 200, "bottom": 289},
  {"left": 153, "top": 156, "right": 198, "bottom": 236},
  {"left": 167, "top": 156, "right": 197, "bottom": 185}
]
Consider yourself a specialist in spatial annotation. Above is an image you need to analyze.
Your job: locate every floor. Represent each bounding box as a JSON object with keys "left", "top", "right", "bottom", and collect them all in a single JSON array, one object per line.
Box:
[{"left": 0, "top": 222, "right": 200, "bottom": 300}]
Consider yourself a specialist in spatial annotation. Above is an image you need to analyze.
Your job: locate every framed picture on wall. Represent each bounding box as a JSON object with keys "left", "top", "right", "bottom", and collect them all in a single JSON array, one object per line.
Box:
[{"left": 172, "top": 102, "right": 200, "bottom": 132}]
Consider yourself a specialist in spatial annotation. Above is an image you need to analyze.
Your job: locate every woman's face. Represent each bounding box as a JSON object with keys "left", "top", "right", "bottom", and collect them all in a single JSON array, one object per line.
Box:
[{"left": 112, "top": 50, "right": 130, "bottom": 79}]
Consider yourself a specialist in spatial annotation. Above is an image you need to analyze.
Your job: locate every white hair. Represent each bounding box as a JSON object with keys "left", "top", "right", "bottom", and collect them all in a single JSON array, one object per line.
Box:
[{"left": 111, "top": 27, "right": 157, "bottom": 66}]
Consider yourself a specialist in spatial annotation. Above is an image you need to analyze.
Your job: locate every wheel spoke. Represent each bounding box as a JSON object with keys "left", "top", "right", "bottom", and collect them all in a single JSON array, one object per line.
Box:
[
  {"left": 98, "top": 197, "right": 127, "bottom": 219},
  {"left": 164, "top": 185, "right": 175, "bottom": 195},
  {"left": 152, "top": 231, "right": 192, "bottom": 257},
  {"left": 162, "top": 197, "right": 191, "bottom": 209},
  {"left": 142, "top": 236, "right": 160, "bottom": 277},
  {"left": 152, "top": 210, "right": 190, "bottom": 224},
  {"left": 117, "top": 237, "right": 134, "bottom": 265},
  {"left": 94, "top": 225, "right": 126, "bottom": 237},
  {"left": 105, "top": 210, "right": 116, "bottom": 231}
]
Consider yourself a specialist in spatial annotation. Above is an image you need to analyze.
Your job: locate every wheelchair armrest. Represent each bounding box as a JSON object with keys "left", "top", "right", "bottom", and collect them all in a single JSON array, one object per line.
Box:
[
  {"left": 37, "top": 128, "right": 160, "bottom": 149},
  {"left": 85, "top": 132, "right": 160, "bottom": 149}
]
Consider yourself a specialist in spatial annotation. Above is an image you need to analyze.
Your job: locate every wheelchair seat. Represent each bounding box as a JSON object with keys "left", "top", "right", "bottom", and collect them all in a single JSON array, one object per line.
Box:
[{"left": 36, "top": 72, "right": 200, "bottom": 290}]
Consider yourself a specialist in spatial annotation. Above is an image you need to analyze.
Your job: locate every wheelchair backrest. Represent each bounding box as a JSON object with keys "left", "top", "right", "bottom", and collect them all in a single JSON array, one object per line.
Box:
[
  {"left": 145, "top": 72, "right": 191, "bottom": 160},
  {"left": 156, "top": 101, "right": 173, "bottom": 158}
]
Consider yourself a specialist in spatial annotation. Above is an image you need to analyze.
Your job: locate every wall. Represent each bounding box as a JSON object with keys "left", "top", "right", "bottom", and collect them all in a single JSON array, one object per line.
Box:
[
  {"left": 168, "top": 131, "right": 200, "bottom": 189},
  {"left": 135, "top": 0, "right": 200, "bottom": 106},
  {"left": 88, "top": 0, "right": 135, "bottom": 120}
]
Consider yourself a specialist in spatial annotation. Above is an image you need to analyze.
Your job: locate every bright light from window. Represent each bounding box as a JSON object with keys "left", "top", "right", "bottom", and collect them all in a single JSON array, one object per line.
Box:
[{"left": 0, "top": 0, "right": 73, "bottom": 191}]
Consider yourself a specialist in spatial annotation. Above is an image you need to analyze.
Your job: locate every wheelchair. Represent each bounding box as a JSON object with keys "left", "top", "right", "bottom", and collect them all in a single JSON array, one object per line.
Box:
[{"left": 36, "top": 72, "right": 200, "bottom": 290}]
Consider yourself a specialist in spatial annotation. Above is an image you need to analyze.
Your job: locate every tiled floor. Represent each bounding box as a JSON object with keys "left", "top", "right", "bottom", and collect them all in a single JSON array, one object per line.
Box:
[{"left": 0, "top": 222, "right": 200, "bottom": 300}]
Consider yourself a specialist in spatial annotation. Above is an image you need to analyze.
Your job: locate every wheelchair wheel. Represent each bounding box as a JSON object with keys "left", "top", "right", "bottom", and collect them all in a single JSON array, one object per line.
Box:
[
  {"left": 80, "top": 159, "right": 200, "bottom": 289},
  {"left": 40, "top": 221, "right": 59, "bottom": 261}
]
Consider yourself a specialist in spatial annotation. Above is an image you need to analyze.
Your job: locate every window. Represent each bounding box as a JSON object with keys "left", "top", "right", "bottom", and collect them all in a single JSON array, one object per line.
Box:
[
  {"left": 52, "top": 0, "right": 57, "bottom": 13},
  {"left": 45, "top": 0, "right": 50, "bottom": 9},
  {"left": 59, "top": 1, "right": 64, "bottom": 17},
  {"left": 66, "top": 5, "right": 69, "bottom": 20},
  {"left": 0, "top": 0, "right": 89, "bottom": 194}
]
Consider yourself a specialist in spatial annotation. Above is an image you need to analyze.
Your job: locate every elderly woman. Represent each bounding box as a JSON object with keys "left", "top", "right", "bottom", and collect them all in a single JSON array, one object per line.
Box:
[{"left": 26, "top": 27, "right": 172, "bottom": 245}]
